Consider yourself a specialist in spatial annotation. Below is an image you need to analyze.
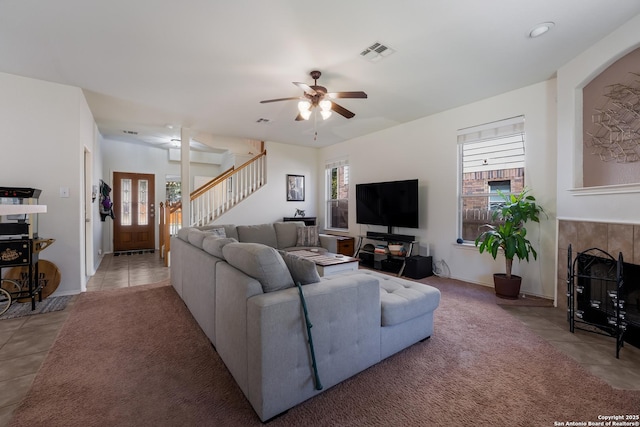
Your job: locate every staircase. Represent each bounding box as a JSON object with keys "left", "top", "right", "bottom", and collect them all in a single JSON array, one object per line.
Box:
[
  {"left": 190, "top": 150, "right": 267, "bottom": 226},
  {"left": 159, "top": 149, "right": 267, "bottom": 265}
]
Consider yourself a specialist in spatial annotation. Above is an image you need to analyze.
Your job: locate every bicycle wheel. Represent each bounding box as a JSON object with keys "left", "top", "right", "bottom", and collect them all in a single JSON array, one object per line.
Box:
[
  {"left": 0, "top": 279, "right": 21, "bottom": 316},
  {"left": 0, "top": 287, "right": 12, "bottom": 316},
  {"left": 1, "top": 278, "right": 22, "bottom": 294}
]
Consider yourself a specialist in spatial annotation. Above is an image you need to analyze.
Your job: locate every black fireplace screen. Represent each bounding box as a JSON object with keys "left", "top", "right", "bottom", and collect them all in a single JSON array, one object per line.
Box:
[{"left": 567, "top": 245, "right": 639, "bottom": 358}]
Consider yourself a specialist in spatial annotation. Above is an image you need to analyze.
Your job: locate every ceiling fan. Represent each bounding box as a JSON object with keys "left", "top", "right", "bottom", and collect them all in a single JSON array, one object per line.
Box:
[{"left": 260, "top": 70, "right": 367, "bottom": 121}]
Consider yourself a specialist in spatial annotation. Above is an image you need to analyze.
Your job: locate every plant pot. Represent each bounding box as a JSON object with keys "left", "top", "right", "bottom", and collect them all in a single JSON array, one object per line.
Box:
[{"left": 493, "top": 273, "right": 522, "bottom": 299}]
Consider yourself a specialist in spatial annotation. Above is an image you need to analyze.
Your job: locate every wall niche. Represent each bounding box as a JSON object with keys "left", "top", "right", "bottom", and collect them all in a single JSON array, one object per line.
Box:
[{"left": 583, "top": 47, "right": 640, "bottom": 187}]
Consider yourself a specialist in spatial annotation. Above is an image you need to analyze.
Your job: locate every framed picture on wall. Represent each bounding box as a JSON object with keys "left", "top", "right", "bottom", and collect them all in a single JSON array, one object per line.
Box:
[{"left": 287, "top": 174, "right": 305, "bottom": 201}]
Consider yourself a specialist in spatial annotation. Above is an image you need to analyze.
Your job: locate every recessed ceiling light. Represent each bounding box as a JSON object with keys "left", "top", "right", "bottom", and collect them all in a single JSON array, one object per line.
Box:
[{"left": 528, "top": 22, "right": 555, "bottom": 38}]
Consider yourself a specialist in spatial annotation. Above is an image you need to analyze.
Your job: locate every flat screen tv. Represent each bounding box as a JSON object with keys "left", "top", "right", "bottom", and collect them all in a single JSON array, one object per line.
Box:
[{"left": 355, "top": 179, "right": 419, "bottom": 232}]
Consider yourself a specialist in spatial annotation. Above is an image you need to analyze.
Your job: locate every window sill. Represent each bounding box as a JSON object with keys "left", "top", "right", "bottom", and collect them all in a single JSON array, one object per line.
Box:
[
  {"left": 568, "top": 183, "right": 640, "bottom": 196},
  {"left": 324, "top": 228, "right": 349, "bottom": 233},
  {"left": 452, "top": 241, "right": 479, "bottom": 250}
]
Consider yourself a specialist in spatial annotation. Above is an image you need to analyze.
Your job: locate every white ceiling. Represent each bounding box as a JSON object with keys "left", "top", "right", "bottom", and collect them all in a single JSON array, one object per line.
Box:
[{"left": 1, "top": 1, "right": 639, "bottom": 149}]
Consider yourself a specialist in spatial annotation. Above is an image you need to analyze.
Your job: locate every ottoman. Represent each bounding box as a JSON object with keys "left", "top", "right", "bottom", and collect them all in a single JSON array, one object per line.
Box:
[{"left": 342, "top": 269, "right": 441, "bottom": 358}]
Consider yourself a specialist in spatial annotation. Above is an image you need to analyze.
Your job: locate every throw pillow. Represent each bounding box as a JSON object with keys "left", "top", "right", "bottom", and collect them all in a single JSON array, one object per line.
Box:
[
  {"left": 222, "top": 242, "right": 294, "bottom": 293},
  {"left": 279, "top": 251, "right": 321, "bottom": 285},
  {"left": 296, "top": 225, "right": 319, "bottom": 247}
]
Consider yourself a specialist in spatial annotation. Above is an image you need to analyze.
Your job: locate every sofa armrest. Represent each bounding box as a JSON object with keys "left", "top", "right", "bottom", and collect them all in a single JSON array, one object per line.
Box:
[
  {"left": 318, "top": 233, "right": 338, "bottom": 252},
  {"left": 245, "top": 273, "right": 381, "bottom": 421},
  {"left": 215, "top": 262, "right": 264, "bottom": 397}
]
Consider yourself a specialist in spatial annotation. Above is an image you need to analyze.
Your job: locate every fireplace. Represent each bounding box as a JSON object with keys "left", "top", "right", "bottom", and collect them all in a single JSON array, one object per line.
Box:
[{"left": 567, "top": 245, "right": 640, "bottom": 357}]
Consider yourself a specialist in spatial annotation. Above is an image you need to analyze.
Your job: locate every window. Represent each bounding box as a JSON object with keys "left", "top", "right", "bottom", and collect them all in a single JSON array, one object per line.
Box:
[
  {"left": 458, "top": 116, "right": 525, "bottom": 242},
  {"left": 138, "top": 179, "right": 149, "bottom": 226},
  {"left": 325, "top": 158, "right": 349, "bottom": 230},
  {"left": 489, "top": 180, "right": 511, "bottom": 209},
  {"left": 121, "top": 178, "right": 132, "bottom": 226}
]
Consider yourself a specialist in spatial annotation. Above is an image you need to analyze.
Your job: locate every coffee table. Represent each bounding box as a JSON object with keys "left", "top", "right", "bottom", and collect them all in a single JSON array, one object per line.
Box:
[{"left": 287, "top": 250, "right": 359, "bottom": 277}]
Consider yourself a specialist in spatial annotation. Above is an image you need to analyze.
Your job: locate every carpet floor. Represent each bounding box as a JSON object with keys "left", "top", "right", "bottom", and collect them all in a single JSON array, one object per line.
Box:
[{"left": 8, "top": 277, "right": 640, "bottom": 426}]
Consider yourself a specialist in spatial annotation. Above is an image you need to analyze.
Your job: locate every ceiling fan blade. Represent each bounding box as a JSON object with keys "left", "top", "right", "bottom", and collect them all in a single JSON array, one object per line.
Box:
[
  {"left": 293, "top": 82, "right": 317, "bottom": 95},
  {"left": 327, "top": 91, "right": 368, "bottom": 99},
  {"left": 331, "top": 102, "right": 356, "bottom": 119},
  {"left": 260, "top": 97, "right": 300, "bottom": 104},
  {"left": 295, "top": 113, "right": 306, "bottom": 121}
]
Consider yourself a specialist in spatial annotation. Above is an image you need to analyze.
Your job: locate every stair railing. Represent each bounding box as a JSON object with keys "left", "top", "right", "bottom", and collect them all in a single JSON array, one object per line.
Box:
[
  {"left": 158, "top": 150, "right": 267, "bottom": 266},
  {"left": 159, "top": 201, "right": 182, "bottom": 266},
  {"left": 190, "top": 150, "right": 267, "bottom": 227}
]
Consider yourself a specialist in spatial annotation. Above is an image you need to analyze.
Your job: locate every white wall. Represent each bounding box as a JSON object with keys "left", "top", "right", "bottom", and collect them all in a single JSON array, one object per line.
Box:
[
  {"left": 319, "top": 79, "right": 558, "bottom": 299},
  {"left": 0, "top": 71, "right": 94, "bottom": 296},
  {"left": 6, "top": 14, "right": 637, "bottom": 301},
  {"left": 100, "top": 138, "right": 222, "bottom": 253},
  {"left": 92, "top": 133, "right": 105, "bottom": 272},
  {"left": 211, "top": 141, "right": 318, "bottom": 225},
  {"left": 557, "top": 14, "right": 640, "bottom": 223}
]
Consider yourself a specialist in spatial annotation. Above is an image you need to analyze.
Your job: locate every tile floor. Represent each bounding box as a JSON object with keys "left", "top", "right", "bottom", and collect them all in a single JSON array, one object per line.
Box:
[
  {"left": 502, "top": 304, "right": 640, "bottom": 390},
  {"left": 1, "top": 257, "right": 639, "bottom": 427},
  {"left": 0, "top": 252, "right": 168, "bottom": 427}
]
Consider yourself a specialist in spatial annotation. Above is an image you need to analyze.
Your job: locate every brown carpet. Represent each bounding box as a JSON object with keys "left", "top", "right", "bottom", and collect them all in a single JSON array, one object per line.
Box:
[
  {"left": 494, "top": 293, "right": 555, "bottom": 307},
  {"left": 9, "top": 277, "right": 640, "bottom": 427}
]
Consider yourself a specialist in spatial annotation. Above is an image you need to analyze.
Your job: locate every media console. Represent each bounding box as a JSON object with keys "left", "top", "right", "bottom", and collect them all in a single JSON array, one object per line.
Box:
[
  {"left": 354, "top": 233, "right": 418, "bottom": 277},
  {"left": 364, "top": 231, "right": 415, "bottom": 242}
]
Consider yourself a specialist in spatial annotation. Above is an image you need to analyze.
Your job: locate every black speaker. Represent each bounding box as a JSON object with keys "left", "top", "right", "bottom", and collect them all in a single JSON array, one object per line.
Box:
[
  {"left": 404, "top": 256, "right": 433, "bottom": 279},
  {"left": 381, "top": 258, "right": 403, "bottom": 274}
]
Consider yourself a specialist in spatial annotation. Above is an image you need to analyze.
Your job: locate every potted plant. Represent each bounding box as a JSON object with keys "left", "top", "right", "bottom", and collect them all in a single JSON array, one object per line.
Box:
[{"left": 474, "top": 188, "right": 546, "bottom": 299}]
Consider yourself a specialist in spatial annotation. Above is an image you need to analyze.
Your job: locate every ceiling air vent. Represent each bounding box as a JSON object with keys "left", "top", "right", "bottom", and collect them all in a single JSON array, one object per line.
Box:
[{"left": 360, "top": 42, "right": 395, "bottom": 63}]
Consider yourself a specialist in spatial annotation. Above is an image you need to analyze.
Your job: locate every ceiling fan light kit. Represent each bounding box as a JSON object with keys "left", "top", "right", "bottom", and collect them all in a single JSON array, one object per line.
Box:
[{"left": 261, "top": 70, "right": 367, "bottom": 122}]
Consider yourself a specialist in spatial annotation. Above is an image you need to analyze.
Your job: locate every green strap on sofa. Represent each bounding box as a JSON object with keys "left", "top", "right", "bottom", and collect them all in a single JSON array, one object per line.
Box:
[{"left": 296, "top": 282, "right": 323, "bottom": 391}]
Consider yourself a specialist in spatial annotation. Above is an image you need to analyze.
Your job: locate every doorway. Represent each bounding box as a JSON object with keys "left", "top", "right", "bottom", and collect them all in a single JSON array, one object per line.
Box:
[{"left": 113, "top": 172, "right": 156, "bottom": 252}]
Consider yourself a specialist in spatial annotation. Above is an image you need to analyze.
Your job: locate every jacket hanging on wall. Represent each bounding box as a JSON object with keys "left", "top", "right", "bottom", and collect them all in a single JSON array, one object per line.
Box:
[{"left": 99, "top": 180, "right": 115, "bottom": 222}]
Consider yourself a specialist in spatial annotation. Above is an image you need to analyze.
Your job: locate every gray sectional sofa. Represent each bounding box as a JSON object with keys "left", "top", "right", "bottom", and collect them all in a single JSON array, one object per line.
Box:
[{"left": 170, "top": 221, "right": 441, "bottom": 421}]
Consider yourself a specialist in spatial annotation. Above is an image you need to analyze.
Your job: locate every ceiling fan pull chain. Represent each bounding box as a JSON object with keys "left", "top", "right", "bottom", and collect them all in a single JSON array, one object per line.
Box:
[{"left": 314, "top": 112, "right": 318, "bottom": 140}]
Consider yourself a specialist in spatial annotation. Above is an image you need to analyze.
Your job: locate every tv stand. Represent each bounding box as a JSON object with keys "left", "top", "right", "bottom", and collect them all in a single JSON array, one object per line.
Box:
[{"left": 355, "top": 234, "right": 417, "bottom": 277}]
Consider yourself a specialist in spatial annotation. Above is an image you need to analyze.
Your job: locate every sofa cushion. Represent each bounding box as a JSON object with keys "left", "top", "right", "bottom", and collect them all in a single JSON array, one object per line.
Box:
[
  {"left": 237, "top": 224, "right": 278, "bottom": 248},
  {"left": 208, "top": 227, "right": 227, "bottom": 237},
  {"left": 273, "top": 221, "right": 304, "bottom": 249},
  {"left": 278, "top": 251, "right": 321, "bottom": 285},
  {"left": 203, "top": 236, "right": 238, "bottom": 259},
  {"left": 201, "top": 224, "right": 238, "bottom": 240},
  {"left": 188, "top": 228, "right": 231, "bottom": 249},
  {"left": 296, "top": 225, "right": 319, "bottom": 247},
  {"left": 379, "top": 277, "right": 441, "bottom": 326},
  {"left": 222, "top": 242, "right": 294, "bottom": 293},
  {"left": 177, "top": 227, "right": 191, "bottom": 242},
  {"left": 187, "top": 229, "right": 208, "bottom": 248}
]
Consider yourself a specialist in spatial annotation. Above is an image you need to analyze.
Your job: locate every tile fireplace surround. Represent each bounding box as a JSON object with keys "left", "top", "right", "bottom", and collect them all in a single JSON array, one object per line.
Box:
[{"left": 557, "top": 219, "right": 640, "bottom": 312}]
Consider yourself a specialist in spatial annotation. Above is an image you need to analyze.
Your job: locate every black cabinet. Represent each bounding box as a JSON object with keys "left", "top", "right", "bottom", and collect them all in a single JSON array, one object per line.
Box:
[{"left": 283, "top": 217, "right": 316, "bottom": 226}]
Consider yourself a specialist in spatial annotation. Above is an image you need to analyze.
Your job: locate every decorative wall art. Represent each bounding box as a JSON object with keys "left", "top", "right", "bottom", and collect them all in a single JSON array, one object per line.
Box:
[
  {"left": 286, "top": 174, "right": 305, "bottom": 201},
  {"left": 583, "top": 47, "right": 640, "bottom": 187}
]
